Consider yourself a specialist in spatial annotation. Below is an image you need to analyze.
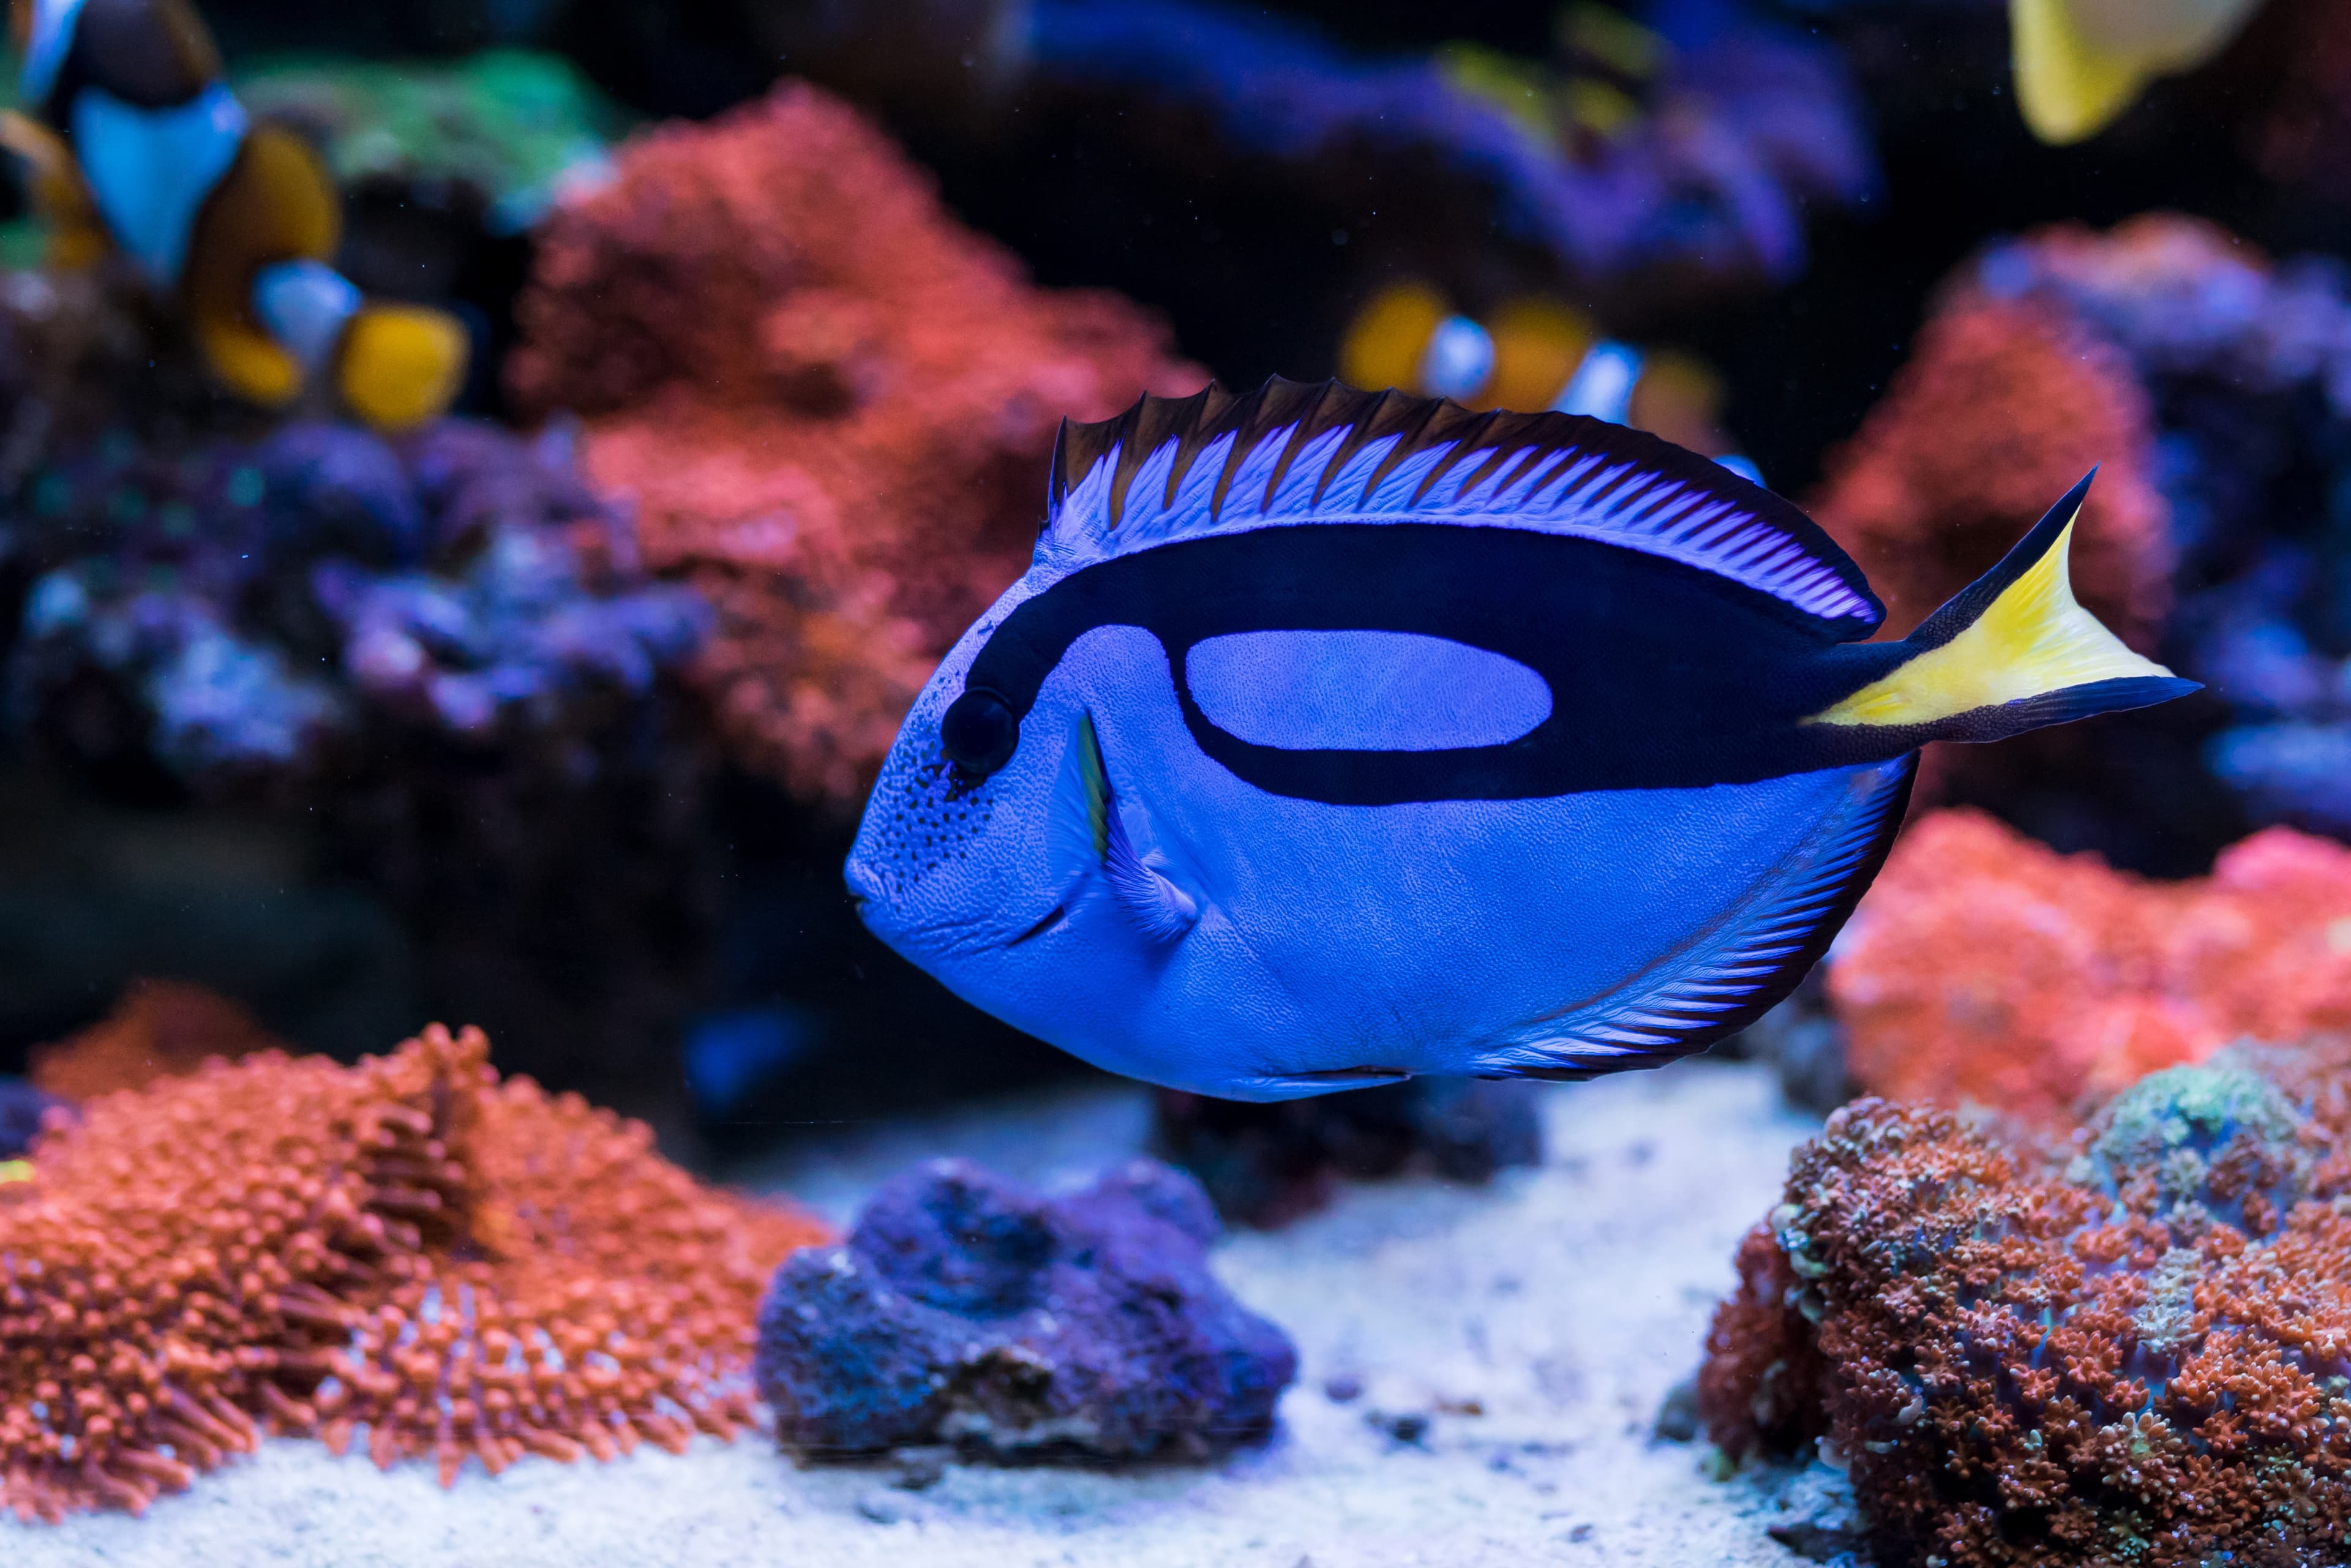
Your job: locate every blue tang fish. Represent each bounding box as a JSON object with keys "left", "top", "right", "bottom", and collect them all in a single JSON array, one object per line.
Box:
[{"left": 847, "top": 379, "right": 2194, "bottom": 1101}]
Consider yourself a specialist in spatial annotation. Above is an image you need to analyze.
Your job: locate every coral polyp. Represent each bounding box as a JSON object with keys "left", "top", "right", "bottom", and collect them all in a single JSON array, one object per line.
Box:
[
  {"left": 0, "top": 1024, "right": 826, "bottom": 1522},
  {"left": 1702, "top": 1039, "right": 2351, "bottom": 1567}
]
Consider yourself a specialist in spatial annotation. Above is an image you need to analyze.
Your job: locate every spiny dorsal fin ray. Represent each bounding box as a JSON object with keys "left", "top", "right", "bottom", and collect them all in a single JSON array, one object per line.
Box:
[{"left": 1042, "top": 377, "right": 1883, "bottom": 636}]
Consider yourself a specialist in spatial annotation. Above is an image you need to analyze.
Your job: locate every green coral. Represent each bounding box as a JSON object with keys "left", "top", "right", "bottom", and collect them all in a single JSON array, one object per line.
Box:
[{"left": 235, "top": 50, "right": 632, "bottom": 233}]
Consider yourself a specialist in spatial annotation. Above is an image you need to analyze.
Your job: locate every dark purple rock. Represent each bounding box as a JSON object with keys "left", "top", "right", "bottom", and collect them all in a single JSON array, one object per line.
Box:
[
  {"left": 0, "top": 1077, "right": 64, "bottom": 1159},
  {"left": 1151, "top": 1076, "right": 1543, "bottom": 1229},
  {"left": 754, "top": 1157, "right": 1296, "bottom": 1461}
]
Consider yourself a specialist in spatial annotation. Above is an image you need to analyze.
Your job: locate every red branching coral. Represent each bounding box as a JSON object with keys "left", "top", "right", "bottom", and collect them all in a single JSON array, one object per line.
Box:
[
  {"left": 509, "top": 81, "right": 1201, "bottom": 805},
  {"left": 28, "top": 978, "right": 285, "bottom": 1102},
  {"left": 1830, "top": 809, "right": 2351, "bottom": 1125},
  {"left": 1810, "top": 294, "right": 2172, "bottom": 648},
  {"left": 0, "top": 1024, "right": 827, "bottom": 1522},
  {"left": 1702, "top": 1040, "right": 2351, "bottom": 1567}
]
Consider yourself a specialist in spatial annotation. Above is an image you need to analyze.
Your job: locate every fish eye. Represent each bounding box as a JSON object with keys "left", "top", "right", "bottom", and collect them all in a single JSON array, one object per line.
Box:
[{"left": 941, "top": 686, "right": 1019, "bottom": 775}]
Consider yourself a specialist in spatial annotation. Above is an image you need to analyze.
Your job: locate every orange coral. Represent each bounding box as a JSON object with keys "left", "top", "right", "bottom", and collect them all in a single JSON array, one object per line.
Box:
[
  {"left": 0, "top": 1024, "right": 826, "bottom": 1522},
  {"left": 1831, "top": 809, "right": 2351, "bottom": 1124},
  {"left": 28, "top": 978, "right": 285, "bottom": 1102},
  {"left": 1810, "top": 294, "right": 2172, "bottom": 649},
  {"left": 509, "top": 81, "right": 1201, "bottom": 805},
  {"left": 1703, "top": 1041, "right": 2351, "bottom": 1566}
]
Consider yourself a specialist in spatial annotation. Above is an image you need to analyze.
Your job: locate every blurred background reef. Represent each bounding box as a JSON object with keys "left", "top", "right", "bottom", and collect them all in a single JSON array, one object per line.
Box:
[{"left": 6, "top": 0, "right": 2351, "bottom": 1181}]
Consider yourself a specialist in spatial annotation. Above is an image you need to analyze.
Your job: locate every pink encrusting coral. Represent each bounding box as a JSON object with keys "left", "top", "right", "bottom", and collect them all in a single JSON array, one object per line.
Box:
[
  {"left": 0, "top": 1024, "right": 827, "bottom": 1522},
  {"left": 1702, "top": 1040, "right": 2351, "bottom": 1567},
  {"left": 509, "top": 81, "right": 1201, "bottom": 805},
  {"left": 1809, "top": 294, "right": 2172, "bottom": 650},
  {"left": 1829, "top": 809, "right": 2351, "bottom": 1127}
]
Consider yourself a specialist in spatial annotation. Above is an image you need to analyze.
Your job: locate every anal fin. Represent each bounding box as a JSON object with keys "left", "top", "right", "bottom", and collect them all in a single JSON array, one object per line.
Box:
[{"left": 1474, "top": 755, "right": 1915, "bottom": 1081}]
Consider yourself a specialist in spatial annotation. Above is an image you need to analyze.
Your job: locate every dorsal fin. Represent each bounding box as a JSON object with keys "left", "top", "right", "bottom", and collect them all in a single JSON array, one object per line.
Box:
[{"left": 1040, "top": 377, "right": 1883, "bottom": 635}]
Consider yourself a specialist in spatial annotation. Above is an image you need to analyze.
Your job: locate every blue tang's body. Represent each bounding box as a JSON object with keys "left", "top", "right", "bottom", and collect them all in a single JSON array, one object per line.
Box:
[{"left": 848, "top": 379, "right": 2194, "bottom": 1101}]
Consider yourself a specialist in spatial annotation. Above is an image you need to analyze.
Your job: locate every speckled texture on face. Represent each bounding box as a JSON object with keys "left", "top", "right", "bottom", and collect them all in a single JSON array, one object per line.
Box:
[{"left": 852, "top": 752, "right": 998, "bottom": 898}]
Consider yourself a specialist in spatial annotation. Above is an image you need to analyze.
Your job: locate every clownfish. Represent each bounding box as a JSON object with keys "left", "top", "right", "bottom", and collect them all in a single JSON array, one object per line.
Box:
[
  {"left": 846, "top": 379, "right": 2195, "bottom": 1102},
  {"left": 3, "top": 0, "right": 468, "bottom": 428},
  {"left": 2010, "top": 0, "right": 2266, "bottom": 144},
  {"left": 1339, "top": 283, "right": 1761, "bottom": 482}
]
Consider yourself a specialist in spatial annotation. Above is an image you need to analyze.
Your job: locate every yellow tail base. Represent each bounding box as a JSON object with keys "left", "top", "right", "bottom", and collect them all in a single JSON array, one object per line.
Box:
[{"left": 1808, "top": 515, "right": 2174, "bottom": 729}]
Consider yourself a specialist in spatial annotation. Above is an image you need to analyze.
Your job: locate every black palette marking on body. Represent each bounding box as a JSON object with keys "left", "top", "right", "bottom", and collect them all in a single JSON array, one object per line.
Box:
[{"left": 958, "top": 522, "right": 1923, "bottom": 805}]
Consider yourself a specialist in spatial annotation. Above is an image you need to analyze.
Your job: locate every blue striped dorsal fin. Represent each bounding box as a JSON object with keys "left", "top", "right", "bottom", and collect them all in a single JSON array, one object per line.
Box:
[
  {"left": 1040, "top": 377, "right": 1883, "bottom": 636},
  {"left": 1472, "top": 755, "right": 1915, "bottom": 1081}
]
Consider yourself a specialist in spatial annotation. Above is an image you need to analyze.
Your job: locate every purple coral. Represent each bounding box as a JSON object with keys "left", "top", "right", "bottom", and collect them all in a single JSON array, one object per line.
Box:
[
  {"left": 754, "top": 1158, "right": 1297, "bottom": 1460},
  {"left": 1027, "top": 0, "right": 1872, "bottom": 287},
  {"left": 0, "top": 1078, "right": 61, "bottom": 1160},
  {"left": 5, "top": 418, "right": 708, "bottom": 786}
]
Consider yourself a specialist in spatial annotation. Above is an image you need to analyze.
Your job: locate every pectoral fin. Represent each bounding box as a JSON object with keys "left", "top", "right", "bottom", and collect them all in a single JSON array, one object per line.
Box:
[{"left": 1048, "top": 710, "right": 1201, "bottom": 945}]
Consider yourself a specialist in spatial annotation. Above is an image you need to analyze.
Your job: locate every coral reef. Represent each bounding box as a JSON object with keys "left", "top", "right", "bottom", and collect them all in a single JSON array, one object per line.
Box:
[
  {"left": 1968, "top": 216, "right": 2351, "bottom": 839},
  {"left": 8, "top": 417, "right": 708, "bottom": 787},
  {"left": 1701, "top": 1038, "right": 2351, "bottom": 1567},
  {"left": 3, "top": 415, "right": 721, "bottom": 1101},
  {"left": 1809, "top": 293, "right": 2172, "bottom": 647},
  {"left": 1149, "top": 1078, "right": 1542, "bottom": 1228},
  {"left": 0, "top": 1022, "right": 827, "bottom": 1522},
  {"left": 1024, "top": 0, "right": 1872, "bottom": 293},
  {"left": 754, "top": 1157, "right": 1295, "bottom": 1459},
  {"left": 509, "top": 80, "right": 1195, "bottom": 805},
  {"left": 28, "top": 977, "right": 287, "bottom": 1102},
  {"left": 238, "top": 50, "right": 631, "bottom": 235},
  {"left": 1830, "top": 808, "right": 2351, "bottom": 1125}
]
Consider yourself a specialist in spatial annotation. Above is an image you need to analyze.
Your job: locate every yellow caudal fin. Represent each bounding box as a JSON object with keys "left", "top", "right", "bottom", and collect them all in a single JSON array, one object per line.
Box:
[
  {"left": 2012, "top": 0, "right": 2263, "bottom": 144},
  {"left": 336, "top": 303, "right": 469, "bottom": 431},
  {"left": 1809, "top": 473, "right": 2195, "bottom": 743}
]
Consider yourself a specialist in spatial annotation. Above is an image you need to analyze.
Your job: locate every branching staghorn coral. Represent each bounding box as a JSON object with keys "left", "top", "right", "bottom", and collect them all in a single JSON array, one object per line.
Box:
[{"left": 0, "top": 1024, "right": 826, "bottom": 1521}]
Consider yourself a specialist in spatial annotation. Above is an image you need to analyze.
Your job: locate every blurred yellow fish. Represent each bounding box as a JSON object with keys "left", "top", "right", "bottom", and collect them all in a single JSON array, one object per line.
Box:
[{"left": 2011, "top": 0, "right": 2266, "bottom": 144}]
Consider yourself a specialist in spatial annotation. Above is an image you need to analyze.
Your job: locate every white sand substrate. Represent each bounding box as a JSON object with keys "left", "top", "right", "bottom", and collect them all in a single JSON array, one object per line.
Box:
[{"left": 4, "top": 1059, "right": 1842, "bottom": 1568}]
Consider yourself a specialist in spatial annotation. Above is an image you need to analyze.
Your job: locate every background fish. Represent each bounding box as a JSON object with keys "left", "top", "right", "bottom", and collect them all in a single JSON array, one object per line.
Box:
[
  {"left": 846, "top": 378, "right": 2194, "bottom": 1101},
  {"left": 2011, "top": 0, "right": 2266, "bottom": 144},
  {"left": 4, "top": 0, "right": 469, "bottom": 428}
]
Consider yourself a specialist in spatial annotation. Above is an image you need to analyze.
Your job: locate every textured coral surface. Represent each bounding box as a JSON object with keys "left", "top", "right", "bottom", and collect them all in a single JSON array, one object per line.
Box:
[
  {"left": 1810, "top": 294, "right": 2172, "bottom": 648},
  {"left": 27, "top": 978, "right": 285, "bottom": 1103},
  {"left": 0, "top": 1024, "right": 825, "bottom": 1522},
  {"left": 755, "top": 1157, "right": 1295, "bottom": 1460},
  {"left": 510, "top": 81, "right": 1198, "bottom": 805},
  {"left": 1702, "top": 1041, "right": 2351, "bottom": 1567},
  {"left": 1831, "top": 809, "right": 2351, "bottom": 1124}
]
